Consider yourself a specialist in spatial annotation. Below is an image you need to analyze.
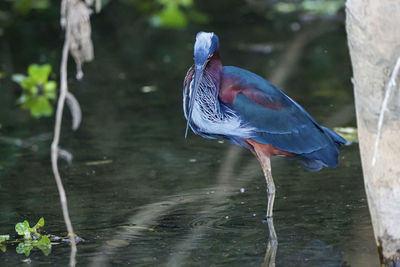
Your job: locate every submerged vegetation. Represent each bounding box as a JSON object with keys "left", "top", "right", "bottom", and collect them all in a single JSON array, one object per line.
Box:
[
  {"left": 12, "top": 64, "right": 57, "bottom": 118},
  {"left": 1, "top": 218, "right": 54, "bottom": 256},
  {"left": 0, "top": 217, "right": 84, "bottom": 257},
  {"left": 14, "top": 217, "right": 52, "bottom": 257}
]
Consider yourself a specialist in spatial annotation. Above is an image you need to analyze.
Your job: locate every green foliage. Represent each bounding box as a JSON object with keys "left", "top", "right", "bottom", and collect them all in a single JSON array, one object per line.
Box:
[
  {"left": 334, "top": 127, "right": 358, "bottom": 143},
  {"left": 151, "top": 0, "right": 193, "bottom": 29},
  {"left": 0, "top": 0, "right": 52, "bottom": 36},
  {"left": 301, "top": 0, "right": 344, "bottom": 15},
  {"left": 0, "top": 235, "right": 10, "bottom": 243},
  {"left": 12, "top": 0, "right": 50, "bottom": 15},
  {"left": 12, "top": 64, "right": 57, "bottom": 118},
  {"left": 16, "top": 235, "right": 51, "bottom": 256},
  {"left": 123, "top": 0, "right": 208, "bottom": 29},
  {"left": 16, "top": 242, "right": 32, "bottom": 256},
  {"left": 152, "top": 1, "right": 187, "bottom": 29},
  {"left": 15, "top": 221, "right": 31, "bottom": 239},
  {"left": 15, "top": 217, "right": 45, "bottom": 240},
  {"left": 1, "top": 217, "right": 83, "bottom": 257},
  {"left": 274, "top": 0, "right": 344, "bottom": 15}
]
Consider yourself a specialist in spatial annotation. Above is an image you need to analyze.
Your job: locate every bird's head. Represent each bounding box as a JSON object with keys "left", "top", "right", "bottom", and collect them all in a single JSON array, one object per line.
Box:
[
  {"left": 185, "top": 32, "right": 220, "bottom": 138},
  {"left": 194, "top": 32, "right": 220, "bottom": 69}
]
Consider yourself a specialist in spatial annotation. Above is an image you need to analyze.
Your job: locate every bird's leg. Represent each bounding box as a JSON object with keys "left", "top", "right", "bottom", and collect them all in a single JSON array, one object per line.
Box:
[
  {"left": 259, "top": 155, "right": 277, "bottom": 234},
  {"left": 255, "top": 152, "right": 276, "bottom": 221},
  {"left": 260, "top": 156, "right": 275, "bottom": 220},
  {"left": 254, "top": 151, "right": 278, "bottom": 267}
]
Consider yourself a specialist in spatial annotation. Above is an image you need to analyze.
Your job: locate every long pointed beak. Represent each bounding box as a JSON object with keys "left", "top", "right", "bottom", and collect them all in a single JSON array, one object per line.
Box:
[{"left": 185, "top": 66, "right": 204, "bottom": 138}]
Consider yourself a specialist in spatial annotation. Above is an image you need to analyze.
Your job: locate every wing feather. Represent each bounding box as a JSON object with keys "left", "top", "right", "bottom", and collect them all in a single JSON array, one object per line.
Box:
[{"left": 221, "top": 66, "right": 346, "bottom": 167}]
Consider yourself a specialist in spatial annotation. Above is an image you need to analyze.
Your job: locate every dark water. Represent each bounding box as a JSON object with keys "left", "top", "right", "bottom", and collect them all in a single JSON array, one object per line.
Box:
[{"left": 0, "top": 1, "right": 378, "bottom": 266}]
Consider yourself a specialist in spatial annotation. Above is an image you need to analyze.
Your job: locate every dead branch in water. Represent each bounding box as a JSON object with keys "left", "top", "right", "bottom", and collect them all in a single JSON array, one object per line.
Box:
[{"left": 52, "top": 0, "right": 100, "bottom": 266}]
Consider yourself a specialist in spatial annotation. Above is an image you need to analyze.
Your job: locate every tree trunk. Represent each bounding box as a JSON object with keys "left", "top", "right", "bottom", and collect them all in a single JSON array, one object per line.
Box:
[{"left": 346, "top": 0, "right": 400, "bottom": 265}]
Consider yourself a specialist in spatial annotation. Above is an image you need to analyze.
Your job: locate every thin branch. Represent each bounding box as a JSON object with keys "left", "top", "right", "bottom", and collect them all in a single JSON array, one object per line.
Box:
[
  {"left": 51, "top": 0, "right": 100, "bottom": 265},
  {"left": 372, "top": 56, "right": 400, "bottom": 166},
  {"left": 51, "top": 20, "right": 77, "bottom": 267}
]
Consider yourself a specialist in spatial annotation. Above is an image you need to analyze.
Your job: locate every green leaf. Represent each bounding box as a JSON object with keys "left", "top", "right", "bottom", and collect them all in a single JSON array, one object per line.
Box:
[
  {"left": 21, "top": 97, "right": 34, "bottom": 110},
  {"left": 15, "top": 221, "right": 28, "bottom": 236},
  {"left": 37, "top": 235, "right": 50, "bottom": 246},
  {"left": 30, "top": 97, "right": 53, "bottom": 118},
  {"left": 32, "top": 217, "right": 45, "bottom": 231},
  {"left": 152, "top": 4, "right": 187, "bottom": 29},
  {"left": 28, "top": 98, "right": 50, "bottom": 115},
  {"left": 28, "top": 64, "right": 51, "bottom": 83},
  {"left": 21, "top": 77, "right": 36, "bottom": 91},
  {"left": 44, "top": 81, "right": 57, "bottom": 99},
  {"left": 16, "top": 242, "right": 32, "bottom": 257},
  {"left": 11, "top": 74, "right": 26, "bottom": 84},
  {"left": 44, "top": 81, "right": 56, "bottom": 92},
  {"left": 0, "top": 235, "right": 9, "bottom": 243},
  {"left": 13, "top": 64, "right": 56, "bottom": 118},
  {"left": 36, "top": 217, "right": 45, "bottom": 228},
  {"left": 28, "top": 85, "right": 39, "bottom": 95},
  {"left": 16, "top": 220, "right": 32, "bottom": 239},
  {"left": 45, "top": 90, "right": 57, "bottom": 100},
  {"left": 23, "top": 220, "right": 30, "bottom": 230},
  {"left": 0, "top": 245, "right": 6, "bottom": 253},
  {"left": 33, "top": 235, "right": 52, "bottom": 256}
]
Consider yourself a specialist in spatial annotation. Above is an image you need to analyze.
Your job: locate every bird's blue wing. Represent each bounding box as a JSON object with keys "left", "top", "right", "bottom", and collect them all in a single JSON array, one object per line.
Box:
[{"left": 221, "top": 66, "right": 346, "bottom": 168}]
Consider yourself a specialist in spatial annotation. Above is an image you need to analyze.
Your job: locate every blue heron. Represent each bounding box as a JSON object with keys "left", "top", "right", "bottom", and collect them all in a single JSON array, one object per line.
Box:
[{"left": 183, "top": 32, "right": 346, "bottom": 256}]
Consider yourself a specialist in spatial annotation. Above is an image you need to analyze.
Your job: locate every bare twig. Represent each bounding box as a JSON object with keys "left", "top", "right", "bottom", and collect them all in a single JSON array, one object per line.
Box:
[
  {"left": 51, "top": 25, "right": 77, "bottom": 266},
  {"left": 66, "top": 91, "right": 82, "bottom": 131},
  {"left": 52, "top": 1, "right": 100, "bottom": 266},
  {"left": 372, "top": 56, "right": 400, "bottom": 166}
]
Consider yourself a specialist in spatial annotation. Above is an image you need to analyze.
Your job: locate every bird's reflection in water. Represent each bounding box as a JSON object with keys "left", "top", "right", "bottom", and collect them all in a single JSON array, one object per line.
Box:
[{"left": 262, "top": 217, "right": 278, "bottom": 267}]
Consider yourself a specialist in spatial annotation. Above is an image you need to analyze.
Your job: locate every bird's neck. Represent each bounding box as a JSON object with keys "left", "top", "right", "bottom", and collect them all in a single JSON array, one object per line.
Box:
[
  {"left": 196, "top": 51, "right": 225, "bottom": 120},
  {"left": 205, "top": 51, "right": 222, "bottom": 88}
]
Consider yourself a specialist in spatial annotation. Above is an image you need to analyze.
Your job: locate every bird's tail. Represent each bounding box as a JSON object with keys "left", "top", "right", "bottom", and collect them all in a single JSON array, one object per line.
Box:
[
  {"left": 298, "top": 127, "right": 348, "bottom": 171},
  {"left": 321, "top": 126, "right": 349, "bottom": 146}
]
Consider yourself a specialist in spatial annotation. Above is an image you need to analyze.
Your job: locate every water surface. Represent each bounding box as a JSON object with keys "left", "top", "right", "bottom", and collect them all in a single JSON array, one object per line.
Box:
[{"left": 0, "top": 1, "right": 378, "bottom": 266}]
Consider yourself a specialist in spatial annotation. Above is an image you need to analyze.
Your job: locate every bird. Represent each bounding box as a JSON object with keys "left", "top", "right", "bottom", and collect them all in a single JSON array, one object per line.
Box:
[{"left": 182, "top": 31, "right": 347, "bottom": 259}]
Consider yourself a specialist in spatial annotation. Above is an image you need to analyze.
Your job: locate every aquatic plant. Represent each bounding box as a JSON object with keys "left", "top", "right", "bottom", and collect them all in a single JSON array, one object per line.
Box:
[
  {"left": 1, "top": 218, "right": 51, "bottom": 256},
  {"left": 12, "top": 64, "right": 57, "bottom": 118},
  {"left": 0, "top": 217, "right": 84, "bottom": 257}
]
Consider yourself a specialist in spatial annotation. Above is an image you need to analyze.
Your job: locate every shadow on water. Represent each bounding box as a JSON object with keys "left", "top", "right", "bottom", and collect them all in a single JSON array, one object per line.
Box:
[{"left": 0, "top": 0, "right": 379, "bottom": 266}]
